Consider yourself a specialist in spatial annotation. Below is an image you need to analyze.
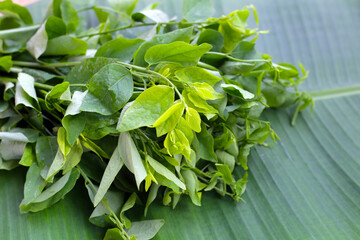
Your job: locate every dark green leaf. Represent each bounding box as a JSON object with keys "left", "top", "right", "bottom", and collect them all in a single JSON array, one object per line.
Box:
[
  {"left": 95, "top": 38, "right": 144, "bottom": 62},
  {"left": 133, "top": 27, "right": 193, "bottom": 67}
]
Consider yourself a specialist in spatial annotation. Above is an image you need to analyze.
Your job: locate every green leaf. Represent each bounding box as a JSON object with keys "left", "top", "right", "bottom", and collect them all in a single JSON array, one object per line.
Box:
[
  {"left": 0, "top": 0, "right": 33, "bottom": 24},
  {"left": 192, "top": 122, "right": 217, "bottom": 162},
  {"left": 43, "top": 35, "right": 87, "bottom": 56},
  {"left": 153, "top": 102, "right": 184, "bottom": 137},
  {"left": 185, "top": 107, "right": 201, "bottom": 132},
  {"left": 15, "top": 73, "right": 39, "bottom": 110},
  {"left": 120, "top": 192, "right": 137, "bottom": 228},
  {"left": 65, "top": 58, "right": 116, "bottom": 90},
  {"left": 147, "top": 155, "right": 186, "bottom": 190},
  {"left": 94, "top": 146, "right": 124, "bottom": 206},
  {"left": 20, "top": 168, "right": 80, "bottom": 213},
  {"left": 87, "top": 184, "right": 124, "bottom": 228},
  {"left": 62, "top": 91, "right": 87, "bottom": 146},
  {"left": 164, "top": 128, "right": 191, "bottom": 160},
  {"left": 62, "top": 138, "right": 83, "bottom": 174},
  {"left": 118, "top": 132, "right": 147, "bottom": 188},
  {"left": 0, "top": 167, "right": 105, "bottom": 239},
  {"left": 104, "top": 228, "right": 122, "bottom": 240},
  {"left": 36, "top": 136, "right": 58, "bottom": 180},
  {"left": 109, "top": 0, "right": 138, "bottom": 15},
  {"left": 0, "top": 140, "right": 26, "bottom": 160},
  {"left": 181, "top": 169, "right": 201, "bottom": 206},
  {"left": 182, "top": 0, "right": 215, "bottom": 22},
  {"left": 26, "top": 23, "right": 47, "bottom": 59},
  {"left": 133, "top": 27, "right": 193, "bottom": 67},
  {"left": 45, "top": 82, "right": 71, "bottom": 109},
  {"left": 145, "top": 42, "right": 212, "bottom": 66},
  {"left": 127, "top": 219, "right": 165, "bottom": 240},
  {"left": 19, "top": 143, "right": 35, "bottom": 166},
  {"left": 118, "top": 86, "right": 174, "bottom": 132},
  {"left": 60, "top": 0, "right": 79, "bottom": 33},
  {"left": 45, "top": 16, "right": 66, "bottom": 39},
  {"left": 0, "top": 55, "right": 12, "bottom": 72},
  {"left": 197, "top": 29, "right": 224, "bottom": 52},
  {"left": 221, "top": 83, "right": 255, "bottom": 100},
  {"left": 0, "top": 128, "right": 38, "bottom": 143},
  {"left": 80, "top": 63, "right": 133, "bottom": 115},
  {"left": 175, "top": 66, "right": 221, "bottom": 86},
  {"left": 23, "top": 162, "right": 46, "bottom": 205},
  {"left": 95, "top": 38, "right": 144, "bottom": 62}
]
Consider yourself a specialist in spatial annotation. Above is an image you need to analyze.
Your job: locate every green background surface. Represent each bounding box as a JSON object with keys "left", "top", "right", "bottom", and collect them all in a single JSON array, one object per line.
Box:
[{"left": 1, "top": 0, "right": 359, "bottom": 239}]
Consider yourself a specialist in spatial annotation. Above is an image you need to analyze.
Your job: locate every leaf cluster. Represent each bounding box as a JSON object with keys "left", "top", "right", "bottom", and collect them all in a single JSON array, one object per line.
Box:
[{"left": 0, "top": 0, "right": 313, "bottom": 239}]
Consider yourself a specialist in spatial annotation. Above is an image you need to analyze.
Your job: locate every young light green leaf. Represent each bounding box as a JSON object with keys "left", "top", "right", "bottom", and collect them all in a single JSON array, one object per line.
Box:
[
  {"left": 145, "top": 42, "right": 212, "bottom": 65},
  {"left": 147, "top": 155, "right": 186, "bottom": 190},
  {"left": 19, "top": 143, "right": 35, "bottom": 167},
  {"left": 94, "top": 146, "right": 124, "bottom": 207},
  {"left": 191, "top": 82, "right": 224, "bottom": 100},
  {"left": 175, "top": 66, "right": 221, "bottom": 86},
  {"left": 0, "top": 55, "right": 12, "bottom": 72},
  {"left": 221, "top": 83, "right": 255, "bottom": 99},
  {"left": 80, "top": 64, "right": 133, "bottom": 115},
  {"left": 185, "top": 107, "right": 201, "bottom": 132},
  {"left": 153, "top": 102, "right": 184, "bottom": 137},
  {"left": 118, "top": 86, "right": 174, "bottom": 132},
  {"left": 118, "top": 132, "right": 147, "bottom": 188},
  {"left": 164, "top": 129, "right": 191, "bottom": 160},
  {"left": 95, "top": 38, "right": 144, "bottom": 62}
]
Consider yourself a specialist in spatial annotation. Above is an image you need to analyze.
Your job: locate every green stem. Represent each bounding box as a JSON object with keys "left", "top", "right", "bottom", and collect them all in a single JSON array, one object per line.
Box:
[
  {"left": 310, "top": 85, "right": 360, "bottom": 100},
  {"left": 0, "top": 25, "right": 40, "bottom": 38},
  {"left": 13, "top": 61, "right": 80, "bottom": 69},
  {"left": 0, "top": 77, "right": 53, "bottom": 91},
  {"left": 118, "top": 62, "right": 187, "bottom": 106},
  {"left": 77, "top": 166, "right": 131, "bottom": 240},
  {"left": 205, "top": 52, "right": 270, "bottom": 64},
  {"left": 197, "top": 61, "right": 218, "bottom": 71},
  {"left": 78, "top": 21, "right": 208, "bottom": 38}
]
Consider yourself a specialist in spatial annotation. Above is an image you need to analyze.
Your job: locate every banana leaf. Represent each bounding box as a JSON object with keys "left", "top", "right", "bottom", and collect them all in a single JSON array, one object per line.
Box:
[{"left": 1, "top": 0, "right": 359, "bottom": 239}]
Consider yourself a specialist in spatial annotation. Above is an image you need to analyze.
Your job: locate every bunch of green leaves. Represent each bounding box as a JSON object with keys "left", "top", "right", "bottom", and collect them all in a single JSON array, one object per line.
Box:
[{"left": 0, "top": 0, "right": 313, "bottom": 239}]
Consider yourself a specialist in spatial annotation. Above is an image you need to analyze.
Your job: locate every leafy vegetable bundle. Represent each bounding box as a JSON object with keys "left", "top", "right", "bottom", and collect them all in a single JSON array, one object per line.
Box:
[{"left": 0, "top": 0, "right": 313, "bottom": 239}]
